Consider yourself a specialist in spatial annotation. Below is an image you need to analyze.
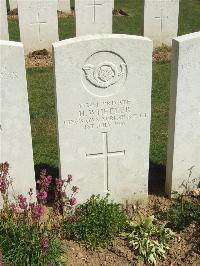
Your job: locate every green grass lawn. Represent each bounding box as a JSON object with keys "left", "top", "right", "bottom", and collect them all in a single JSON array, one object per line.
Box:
[{"left": 7, "top": 1, "right": 200, "bottom": 180}]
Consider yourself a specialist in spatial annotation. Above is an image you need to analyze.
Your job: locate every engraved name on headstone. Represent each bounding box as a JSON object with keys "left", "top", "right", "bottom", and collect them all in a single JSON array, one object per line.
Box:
[{"left": 53, "top": 35, "right": 152, "bottom": 203}]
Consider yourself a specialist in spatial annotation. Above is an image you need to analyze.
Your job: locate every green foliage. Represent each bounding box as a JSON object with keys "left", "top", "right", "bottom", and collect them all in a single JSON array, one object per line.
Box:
[
  {"left": 122, "top": 216, "right": 174, "bottom": 265},
  {"left": 167, "top": 194, "right": 200, "bottom": 230},
  {"left": 0, "top": 218, "right": 61, "bottom": 266},
  {"left": 66, "top": 195, "right": 127, "bottom": 249}
]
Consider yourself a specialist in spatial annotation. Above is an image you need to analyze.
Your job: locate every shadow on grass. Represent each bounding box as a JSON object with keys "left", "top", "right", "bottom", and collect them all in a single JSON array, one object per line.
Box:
[{"left": 148, "top": 160, "right": 166, "bottom": 196}]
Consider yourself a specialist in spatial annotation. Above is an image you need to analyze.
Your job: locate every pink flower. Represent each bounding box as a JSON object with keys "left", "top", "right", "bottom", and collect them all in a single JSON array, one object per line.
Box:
[
  {"left": 72, "top": 186, "right": 79, "bottom": 193},
  {"left": 40, "top": 237, "right": 49, "bottom": 252},
  {"left": 56, "top": 178, "right": 65, "bottom": 186},
  {"left": 17, "top": 194, "right": 27, "bottom": 210},
  {"left": 66, "top": 174, "right": 72, "bottom": 183},
  {"left": 10, "top": 203, "right": 17, "bottom": 218},
  {"left": 69, "top": 197, "right": 77, "bottom": 206},
  {"left": 40, "top": 169, "right": 47, "bottom": 177},
  {"left": 31, "top": 204, "right": 45, "bottom": 222},
  {"left": 36, "top": 190, "right": 47, "bottom": 201}
]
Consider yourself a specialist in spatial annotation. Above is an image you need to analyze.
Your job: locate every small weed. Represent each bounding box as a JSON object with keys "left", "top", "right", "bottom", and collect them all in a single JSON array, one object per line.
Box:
[{"left": 122, "top": 215, "right": 174, "bottom": 265}]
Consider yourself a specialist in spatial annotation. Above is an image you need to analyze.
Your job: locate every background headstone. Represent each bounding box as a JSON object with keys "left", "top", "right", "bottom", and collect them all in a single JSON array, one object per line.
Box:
[
  {"left": 18, "top": 0, "right": 59, "bottom": 54},
  {"left": 166, "top": 31, "right": 200, "bottom": 195},
  {"left": 53, "top": 34, "right": 152, "bottom": 204},
  {"left": 0, "top": 41, "right": 35, "bottom": 206},
  {"left": 0, "top": 0, "right": 9, "bottom": 40},
  {"left": 112, "top": 0, "right": 114, "bottom": 10},
  {"left": 9, "top": 0, "right": 17, "bottom": 10},
  {"left": 58, "top": 0, "right": 71, "bottom": 13},
  {"left": 75, "top": 0, "right": 113, "bottom": 36},
  {"left": 143, "top": 0, "right": 179, "bottom": 47}
]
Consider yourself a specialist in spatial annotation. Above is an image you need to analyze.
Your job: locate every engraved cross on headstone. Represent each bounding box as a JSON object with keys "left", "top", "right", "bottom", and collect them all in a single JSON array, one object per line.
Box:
[
  {"left": 86, "top": 0, "right": 103, "bottom": 23},
  {"left": 86, "top": 132, "right": 125, "bottom": 192},
  {"left": 155, "top": 8, "right": 168, "bottom": 32},
  {"left": 30, "top": 12, "right": 47, "bottom": 41}
]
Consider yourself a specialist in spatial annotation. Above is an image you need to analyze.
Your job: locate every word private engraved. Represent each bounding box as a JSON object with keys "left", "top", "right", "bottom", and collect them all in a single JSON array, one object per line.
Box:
[{"left": 82, "top": 51, "right": 127, "bottom": 97}]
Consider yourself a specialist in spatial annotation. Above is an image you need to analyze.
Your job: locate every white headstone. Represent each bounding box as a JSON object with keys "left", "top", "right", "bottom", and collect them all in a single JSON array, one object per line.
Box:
[
  {"left": 143, "top": 0, "right": 179, "bottom": 47},
  {"left": 75, "top": 0, "right": 113, "bottom": 36},
  {"left": 58, "top": 0, "right": 71, "bottom": 13},
  {"left": 0, "top": 0, "right": 9, "bottom": 40},
  {"left": 9, "top": 0, "right": 17, "bottom": 10},
  {"left": 0, "top": 41, "right": 35, "bottom": 206},
  {"left": 53, "top": 34, "right": 152, "bottom": 204},
  {"left": 18, "top": 0, "right": 59, "bottom": 54},
  {"left": 166, "top": 32, "right": 200, "bottom": 196},
  {"left": 112, "top": 0, "right": 114, "bottom": 10}
]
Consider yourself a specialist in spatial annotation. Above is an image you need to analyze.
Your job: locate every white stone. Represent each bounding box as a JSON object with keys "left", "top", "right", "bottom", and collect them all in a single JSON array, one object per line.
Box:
[
  {"left": 0, "top": 0, "right": 9, "bottom": 40},
  {"left": 166, "top": 32, "right": 200, "bottom": 196},
  {"left": 18, "top": 0, "right": 59, "bottom": 54},
  {"left": 75, "top": 0, "right": 113, "bottom": 36},
  {"left": 112, "top": 0, "right": 114, "bottom": 10},
  {"left": 9, "top": 0, "right": 17, "bottom": 10},
  {"left": 0, "top": 41, "right": 35, "bottom": 207},
  {"left": 143, "top": 0, "right": 179, "bottom": 47},
  {"left": 53, "top": 34, "right": 152, "bottom": 204},
  {"left": 58, "top": 0, "right": 71, "bottom": 13}
]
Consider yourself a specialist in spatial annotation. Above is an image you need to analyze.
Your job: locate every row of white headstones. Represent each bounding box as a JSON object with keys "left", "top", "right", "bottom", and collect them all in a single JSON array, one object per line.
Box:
[
  {"left": 8, "top": 0, "right": 71, "bottom": 13},
  {"left": 1, "top": 0, "right": 179, "bottom": 54},
  {"left": 1, "top": 30, "right": 200, "bottom": 205}
]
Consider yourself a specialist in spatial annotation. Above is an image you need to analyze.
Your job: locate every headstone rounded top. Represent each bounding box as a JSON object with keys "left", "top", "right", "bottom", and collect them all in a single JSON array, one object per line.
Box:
[
  {"left": 0, "top": 40, "right": 23, "bottom": 47},
  {"left": 173, "top": 31, "right": 200, "bottom": 43},
  {"left": 53, "top": 34, "right": 152, "bottom": 48}
]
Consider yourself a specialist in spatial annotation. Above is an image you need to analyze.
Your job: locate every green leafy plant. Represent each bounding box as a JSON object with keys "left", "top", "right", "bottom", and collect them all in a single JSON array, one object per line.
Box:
[
  {"left": 122, "top": 215, "right": 174, "bottom": 265},
  {"left": 167, "top": 191, "right": 200, "bottom": 230},
  {"left": 65, "top": 194, "right": 127, "bottom": 249}
]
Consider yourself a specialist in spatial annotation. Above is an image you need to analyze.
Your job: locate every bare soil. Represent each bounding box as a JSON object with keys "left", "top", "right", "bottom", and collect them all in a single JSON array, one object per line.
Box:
[
  {"left": 61, "top": 195, "right": 200, "bottom": 266},
  {"left": 25, "top": 49, "right": 52, "bottom": 67}
]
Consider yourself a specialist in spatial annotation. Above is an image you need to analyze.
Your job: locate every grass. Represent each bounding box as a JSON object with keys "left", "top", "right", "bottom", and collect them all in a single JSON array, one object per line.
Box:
[{"left": 6, "top": 1, "right": 200, "bottom": 177}]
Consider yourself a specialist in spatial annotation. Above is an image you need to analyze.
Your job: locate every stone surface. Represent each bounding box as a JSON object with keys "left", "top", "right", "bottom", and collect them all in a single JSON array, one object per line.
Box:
[
  {"left": 143, "top": 0, "right": 179, "bottom": 47},
  {"left": 53, "top": 34, "right": 152, "bottom": 204},
  {"left": 18, "top": 0, "right": 59, "bottom": 54},
  {"left": 58, "top": 0, "right": 71, "bottom": 13},
  {"left": 166, "top": 32, "right": 200, "bottom": 196},
  {"left": 0, "top": 41, "right": 35, "bottom": 206},
  {"left": 9, "top": 0, "right": 17, "bottom": 10},
  {"left": 75, "top": 0, "right": 113, "bottom": 36},
  {"left": 0, "top": 0, "right": 9, "bottom": 40},
  {"left": 112, "top": 0, "right": 114, "bottom": 9}
]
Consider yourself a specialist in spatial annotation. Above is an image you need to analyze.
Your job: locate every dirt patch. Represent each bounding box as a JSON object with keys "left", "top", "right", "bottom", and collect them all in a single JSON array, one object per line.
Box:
[
  {"left": 25, "top": 49, "right": 52, "bottom": 67},
  {"left": 113, "top": 9, "right": 129, "bottom": 16},
  {"left": 57, "top": 10, "right": 74, "bottom": 18},
  {"left": 7, "top": 8, "right": 18, "bottom": 19},
  {"left": 153, "top": 46, "right": 172, "bottom": 62},
  {"left": 61, "top": 195, "right": 200, "bottom": 266}
]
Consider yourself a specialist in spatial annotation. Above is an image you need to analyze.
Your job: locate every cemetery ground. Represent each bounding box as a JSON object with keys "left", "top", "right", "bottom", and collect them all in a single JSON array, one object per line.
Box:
[{"left": 1, "top": 0, "right": 200, "bottom": 265}]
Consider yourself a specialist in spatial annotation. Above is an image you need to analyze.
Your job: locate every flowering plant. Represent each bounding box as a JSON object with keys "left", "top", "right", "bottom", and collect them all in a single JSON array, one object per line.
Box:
[{"left": 0, "top": 162, "right": 78, "bottom": 265}]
